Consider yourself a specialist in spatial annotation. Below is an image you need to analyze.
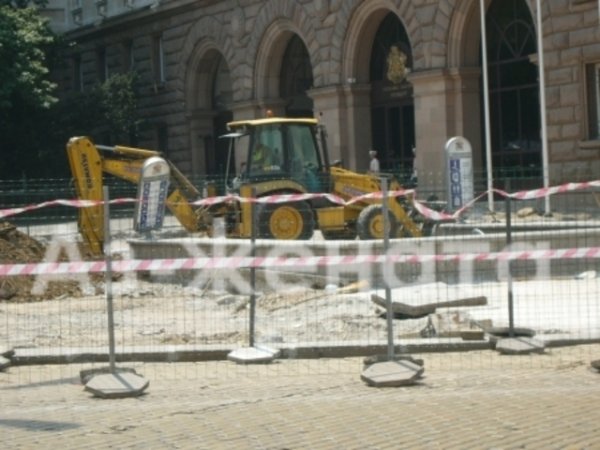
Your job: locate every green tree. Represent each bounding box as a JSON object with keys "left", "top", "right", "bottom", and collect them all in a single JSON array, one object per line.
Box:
[
  {"left": 0, "top": 3, "right": 59, "bottom": 179},
  {"left": 0, "top": 1, "right": 48, "bottom": 9},
  {"left": 0, "top": 4, "right": 56, "bottom": 110},
  {"left": 97, "top": 72, "right": 142, "bottom": 144},
  {"left": 53, "top": 72, "right": 142, "bottom": 144},
  {"left": 0, "top": 3, "right": 142, "bottom": 180}
]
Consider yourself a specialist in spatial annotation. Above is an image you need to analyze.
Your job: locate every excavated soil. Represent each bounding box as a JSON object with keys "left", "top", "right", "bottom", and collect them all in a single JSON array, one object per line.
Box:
[
  {"left": 1, "top": 215, "right": 598, "bottom": 348},
  {"left": 0, "top": 222, "right": 102, "bottom": 302}
]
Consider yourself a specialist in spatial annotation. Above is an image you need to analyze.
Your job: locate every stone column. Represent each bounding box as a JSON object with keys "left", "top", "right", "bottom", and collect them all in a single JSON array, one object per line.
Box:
[
  {"left": 343, "top": 83, "right": 372, "bottom": 172},
  {"left": 187, "top": 109, "right": 216, "bottom": 177},
  {"left": 230, "top": 100, "right": 268, "bottom": 121},
  {"left": 230, "top": 99, "right": 288, "bottom": 121},
  {"left": 448, "top": 68, "right": 484, "bottom": 174},
  {"left": 411, "top": 68, "right": 484, "bottom": 197},
  {"left": 410, "top": 69, "right": 455, "bottom": 197},
  {"left": 309, "top": 85, "right": 349, "bottom": 168}
]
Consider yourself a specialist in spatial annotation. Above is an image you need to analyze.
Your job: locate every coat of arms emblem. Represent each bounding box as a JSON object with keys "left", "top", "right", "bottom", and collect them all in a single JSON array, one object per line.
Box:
[{"left": 386, "top": 45, "right": 408, "bottom": 84}]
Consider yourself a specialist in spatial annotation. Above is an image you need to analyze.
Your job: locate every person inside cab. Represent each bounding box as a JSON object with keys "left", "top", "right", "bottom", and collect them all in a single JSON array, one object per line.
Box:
[{"left": 250, "top": 141, "right": 281, "bottom": 173}]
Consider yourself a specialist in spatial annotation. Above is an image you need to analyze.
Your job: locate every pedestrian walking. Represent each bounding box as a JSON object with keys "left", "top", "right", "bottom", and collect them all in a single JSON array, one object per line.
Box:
[{"left": 368, "top": 149, "right": 380, "bottom": 174}]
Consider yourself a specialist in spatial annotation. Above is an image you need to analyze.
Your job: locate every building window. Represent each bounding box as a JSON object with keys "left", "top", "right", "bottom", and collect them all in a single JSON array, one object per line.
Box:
[
  {"left": 70, "top": 0, "right": 82, "bottom": 24},
  {"left": 73, "top": 55, "right": 83, "bottom": 91},
  {"left": 152, "top": 35, "right": 165, "bottom": 85},
  {"left": 121, "top": 40, "right": 134, "bottom": 72},
  {"left": 97, "top": 47, "right": 108, "bottom": 82},
  {"left": 157, "top": 124, "right": 168, "bottom": 156},
  {"left": 586, "top": 62, "right": 600, "bottom": 140},
  {"left": 486, "top": 0, "right": 540, "bottom": 176},
  {"left": 96, "top": 0, "right": 107, "bottom": 18}
]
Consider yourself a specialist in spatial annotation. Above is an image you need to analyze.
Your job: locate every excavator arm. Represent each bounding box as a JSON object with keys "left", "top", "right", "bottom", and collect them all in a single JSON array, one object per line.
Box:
[
  {"left": 67, "top": 136, "right": 204, "bottom": 255},
  {"left": 67, "top": 137, "right": 105, "bottom": 255}
]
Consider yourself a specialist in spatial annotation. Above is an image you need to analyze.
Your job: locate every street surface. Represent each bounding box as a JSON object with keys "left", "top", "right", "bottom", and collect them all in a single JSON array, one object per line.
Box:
[{"left": 2, "top": 345, "right": 599, "bottom": 449}]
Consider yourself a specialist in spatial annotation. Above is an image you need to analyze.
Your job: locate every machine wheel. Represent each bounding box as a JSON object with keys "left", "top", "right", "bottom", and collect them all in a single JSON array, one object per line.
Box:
[
  {"left": 320, "top": 228, "right": 357, "bottom": 240},
  {"left": 258, "top": 201, "right": 314, "bottom": 240},
  {"left": 357, "top": 204, "right": 398, "bottom": 240}
]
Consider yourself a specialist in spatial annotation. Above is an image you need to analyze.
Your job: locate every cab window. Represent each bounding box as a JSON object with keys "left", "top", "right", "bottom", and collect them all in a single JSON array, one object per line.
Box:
[
  {"left": 248, "top": 125, "right": 284, "bottom": 175},
  {"left": 287, "top": 124, "right": 322, "bottom": 192}
]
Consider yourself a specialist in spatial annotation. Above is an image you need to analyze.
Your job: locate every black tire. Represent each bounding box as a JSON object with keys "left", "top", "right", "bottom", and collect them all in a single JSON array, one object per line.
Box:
[
  {"left": 321, "top": 228, "right": 357, "bottom": 240},
  {"left": 357, "top": 204, "right": 398, "bottom": 240},
  {"left": 257, "top": 201, "right": 314, "bottom": 240}
]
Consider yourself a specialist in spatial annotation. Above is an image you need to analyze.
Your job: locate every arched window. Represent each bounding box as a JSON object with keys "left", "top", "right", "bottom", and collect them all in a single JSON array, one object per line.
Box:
[
  {"left": 369, "top": 13, "right": 415, "bottom": 177},
  {"left": 280, "top": 35, "right": 314, "bottom": 117},
  {"left": 487, "top": 0, "right": 540, "bottom": 178},
  {"left": 207, "top": 53, "right": 233, "bottom": 177},
  {"left": 370, "top": 13, "right": 412, "bottom": 83}
]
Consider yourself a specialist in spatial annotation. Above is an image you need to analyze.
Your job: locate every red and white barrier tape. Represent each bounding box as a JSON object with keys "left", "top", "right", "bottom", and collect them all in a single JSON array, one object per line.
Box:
[
  {"left": 0, "top": 192, "right": 414, "bottom": 220},
  {"left": 0, "top": 198, "right": 136, "bottom": 220},
  {"left": 504, "top": 180, "right": 600, "bottom": 200},
  {"left": 1, "top": 247, "right": 599, "bottom": 277},
  {"left": 1, "top": 179, "right": 598, "bottom": 222}
]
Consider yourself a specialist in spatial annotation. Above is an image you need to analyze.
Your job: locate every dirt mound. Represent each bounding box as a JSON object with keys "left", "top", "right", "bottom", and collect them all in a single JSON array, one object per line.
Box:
[{"left": 0, "top": 222, "right": 100, "bottom": 302}]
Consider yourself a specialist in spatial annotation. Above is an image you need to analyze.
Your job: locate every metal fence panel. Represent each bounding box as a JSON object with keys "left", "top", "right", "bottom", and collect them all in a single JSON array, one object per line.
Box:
[{"left": 1, "top": 175, "right": 599, "bottom": 382}]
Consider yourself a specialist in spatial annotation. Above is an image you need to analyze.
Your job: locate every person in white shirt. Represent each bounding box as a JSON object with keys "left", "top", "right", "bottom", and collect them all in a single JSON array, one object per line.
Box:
[{"left": 368, "top": 149, "right": 380, "bottom": 174}]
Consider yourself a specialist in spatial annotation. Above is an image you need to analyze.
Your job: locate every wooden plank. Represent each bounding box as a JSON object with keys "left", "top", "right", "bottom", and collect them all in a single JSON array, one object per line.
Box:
[{"left": 371, "top": 294, "right": 487, "bottom": 319}]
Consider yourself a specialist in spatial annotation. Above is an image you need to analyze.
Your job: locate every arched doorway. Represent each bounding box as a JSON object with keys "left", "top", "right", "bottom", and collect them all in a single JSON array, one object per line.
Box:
[
  {"left": 280, "top": 35, "right": 314, "bottom": 117},
  {"left": 370, "top": 13, "right": 415, "bottom": 178},
  {"left": 208, "top": 55, "right": 233, "bottom": 176},
  {"left": 186, "top": 47, "right": 233, "bottom": 180},
  {"left": 486, "top": 0, "right": 540, "bottom": 180}
]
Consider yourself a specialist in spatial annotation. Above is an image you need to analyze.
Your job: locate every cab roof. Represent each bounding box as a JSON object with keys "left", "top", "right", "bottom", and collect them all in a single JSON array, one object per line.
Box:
[{"left": 227, "top": 117, "right": 318, "bottom": 129}]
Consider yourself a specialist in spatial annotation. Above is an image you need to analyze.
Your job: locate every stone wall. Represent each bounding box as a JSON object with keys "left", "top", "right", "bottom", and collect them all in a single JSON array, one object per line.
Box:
[{"left": 55, "top": 0, "right": 600, "bottom": 193}]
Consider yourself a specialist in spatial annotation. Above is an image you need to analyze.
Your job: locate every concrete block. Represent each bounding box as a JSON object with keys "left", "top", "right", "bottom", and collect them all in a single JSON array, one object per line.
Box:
[
  {"left": 80, "top": 366, "right": 140, "bottom": 385},
  {"left": 361, "top": 360, "right": 424, "bottom": 387},
  {"left": 84, "top": 372, "right": 149, "bottom": 399},
  {"left": 227, "top": 346, "right": 279, "bottom": 364},
  {"left": 496, "top": 337, "right": 546, "bottom": 355}
]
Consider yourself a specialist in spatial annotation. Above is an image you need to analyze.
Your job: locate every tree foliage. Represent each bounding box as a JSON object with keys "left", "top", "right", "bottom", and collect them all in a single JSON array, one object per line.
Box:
[
  {"left": 0, "top": 4, "right": 59, "bottom": 179},
  {"left": 0, "top": 1, "right": 48, "bottom": 8},
  {"left": 96, "top": 72, "right": 142, "bottom": 143},
  {"left": 0, "top": 4, "right": 56, "bottom": 110},
  {"left": 58, "top": 72, "right": 142, "bottom": 144},
  {"left": 0, "top": 4, "right": 141, "bottom": 179}
]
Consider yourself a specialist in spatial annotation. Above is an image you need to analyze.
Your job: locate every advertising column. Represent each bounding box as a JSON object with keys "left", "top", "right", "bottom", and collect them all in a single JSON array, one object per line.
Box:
[
  {"left": 445, "top": 136, "right": 474, "bottom": 211},
  {"left": 134, "top": 156, "right": 170, "bottom": 233}
]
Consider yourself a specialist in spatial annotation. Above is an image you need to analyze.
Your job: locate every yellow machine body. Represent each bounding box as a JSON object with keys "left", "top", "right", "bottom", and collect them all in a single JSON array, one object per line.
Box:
[
  {"left": 67, "top": 136, "right": 206, "bottom": 255},
  {"left": 67, "top": 117, "right": 429, "bottom": 254}
]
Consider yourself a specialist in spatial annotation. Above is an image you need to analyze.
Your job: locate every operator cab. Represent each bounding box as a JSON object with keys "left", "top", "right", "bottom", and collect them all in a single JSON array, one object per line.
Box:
[{"left": 221, "top": 117, "right": 330, "bottom": 193}]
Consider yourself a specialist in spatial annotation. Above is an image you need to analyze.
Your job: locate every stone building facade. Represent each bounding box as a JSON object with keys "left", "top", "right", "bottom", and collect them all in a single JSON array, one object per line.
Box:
[{"left": 50, "top": 0, "right": 600, "bottom": 197}]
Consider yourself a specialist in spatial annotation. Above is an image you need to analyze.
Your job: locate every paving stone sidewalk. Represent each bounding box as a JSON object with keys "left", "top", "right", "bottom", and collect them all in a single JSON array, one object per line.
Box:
[{"left": 1, "top": 345, "right": 599, "bottom": 449}]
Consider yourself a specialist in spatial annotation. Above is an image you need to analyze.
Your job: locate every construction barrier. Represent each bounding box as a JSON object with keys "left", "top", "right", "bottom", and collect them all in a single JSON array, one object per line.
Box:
[
  {"left": 0, "top": 176, "right": 599, "bottom": 381},
  {"left": 2, "top": 179, "right": 599, "bottom": 221}
]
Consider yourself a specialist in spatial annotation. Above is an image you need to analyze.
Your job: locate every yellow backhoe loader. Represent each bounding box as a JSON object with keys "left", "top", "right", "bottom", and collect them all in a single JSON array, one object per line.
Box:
[{"left": 67, "top": 117, "right": 430, "bottom": 255}]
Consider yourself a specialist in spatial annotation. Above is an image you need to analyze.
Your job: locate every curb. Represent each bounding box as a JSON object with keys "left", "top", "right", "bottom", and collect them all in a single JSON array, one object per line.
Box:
[
  {"left": 10, "top": 336, "right": 600, "bottom": 366},
  {"left": 10, "top": 339, "right": 492, "bottom": 366}
]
